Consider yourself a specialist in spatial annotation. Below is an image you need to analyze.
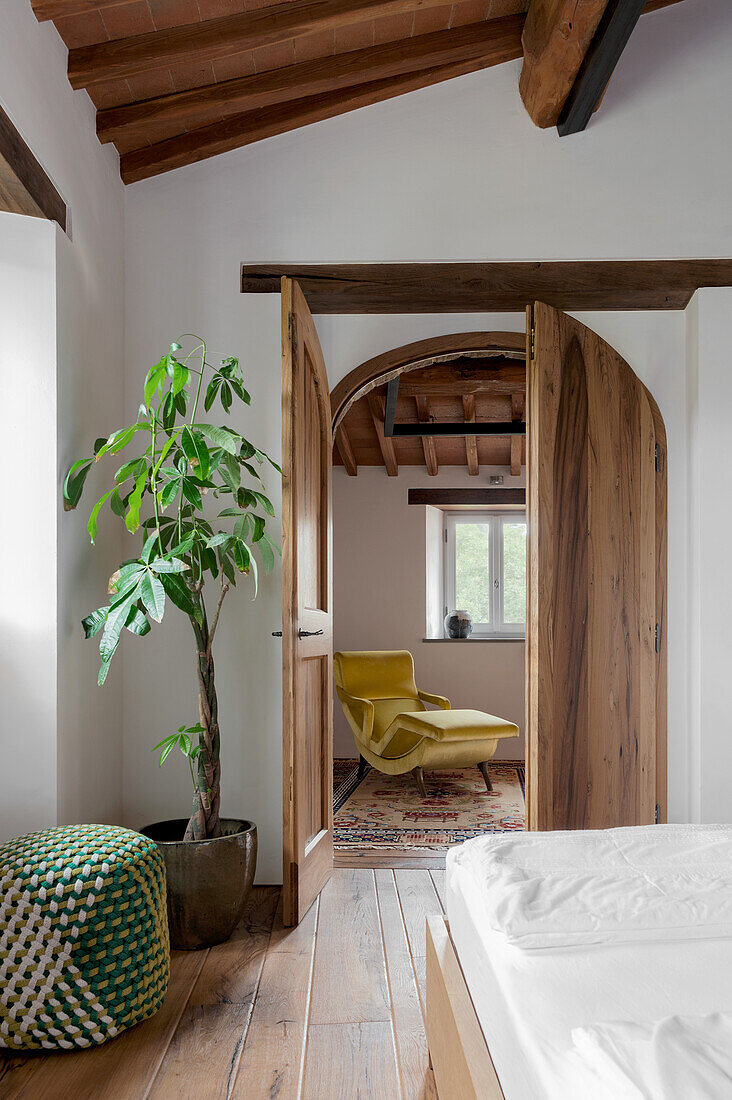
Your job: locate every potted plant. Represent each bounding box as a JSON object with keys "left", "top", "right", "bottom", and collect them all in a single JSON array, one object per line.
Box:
[{"left": 63, "top": 336, "right": 280, "bottom": 949}]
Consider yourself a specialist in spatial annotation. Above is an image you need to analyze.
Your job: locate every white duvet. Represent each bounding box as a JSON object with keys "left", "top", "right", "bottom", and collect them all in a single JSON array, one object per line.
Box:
[
  {"left": 568, "top": 1012, "right": 732, "bottom": 1100},
  {"left": 448, "top": 823, "right": 732, "bottom": 949}
]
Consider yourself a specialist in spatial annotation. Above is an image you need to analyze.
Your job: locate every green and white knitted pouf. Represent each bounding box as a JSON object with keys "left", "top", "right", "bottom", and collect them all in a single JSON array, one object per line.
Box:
[{"left": 0, "top": 824, "right": 169, "bottom": 1051}]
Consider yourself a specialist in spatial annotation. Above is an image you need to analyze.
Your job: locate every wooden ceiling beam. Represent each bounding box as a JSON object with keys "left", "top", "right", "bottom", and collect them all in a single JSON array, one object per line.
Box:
[
  {"left": 398, "top": 361, "right": 526, "bottom": 396},
  {"left": 68, "top": 0, "right": 506, "bottom": 90},
  {"left": 121, "top": 55, "right": 504, "bottom": 183},
  {"left": 97, "top": 17, "right": 524, "bottom": 146},
  {"left": 0, "top": 106, "right": 66, "bottom": 232},
  {"left": 415, "top": 396, "right": 438, "bottom": 476},
  {"left": 462, "top": 395, "right": 479, "bottom": 476},
  {"left": 367, "top": 394, "right": 398, "bottom": 476},
  {"left": 33, "top": 0, "right": 133, "bottom": 19},
  {"left": 335, "top": 424, "right": 358, "bottom": 476},
  {"left": 242, "top": 260, "right": 732, "bottom": 314},
  {"left": 520, "top": 0, "right": 687, "bottom": 130},
  {"left": 510, "top": 392, "right": 524, "bottom": 476}
]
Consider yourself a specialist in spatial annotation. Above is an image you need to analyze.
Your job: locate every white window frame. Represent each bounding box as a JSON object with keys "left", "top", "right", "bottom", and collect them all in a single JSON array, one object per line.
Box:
[{"left": 443, "top": 510, "right": 526, "bottom": 639}]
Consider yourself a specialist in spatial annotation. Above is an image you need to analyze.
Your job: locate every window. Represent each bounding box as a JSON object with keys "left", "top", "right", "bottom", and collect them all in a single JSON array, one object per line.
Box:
[{"left": 444, "top": 512, "right": 526, "bottom": 638}]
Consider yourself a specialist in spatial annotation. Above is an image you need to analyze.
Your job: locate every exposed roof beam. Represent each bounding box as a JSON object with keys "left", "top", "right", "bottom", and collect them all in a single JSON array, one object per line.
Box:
[
  {"left": 462, "top": 395, "right": 479, "bottom": 476},
  {"left": 557, "top": 0, "right": 645, "bottom": 136},
  {"left": 68, "top": 0, "right": 506, "bottom": 89},
  {"left": 520, "top": 0, "right": 687, "bottom": 129},
  {"left": 367, "top": 394, "right": 398, "bottom": 477},
  {"left": 415, "top": 397, "right": 438, "bottom": 476},
  {"left": 33, "top": 0, "right": 132, "bottom": 19},
  {"left": 97, "top": 17, "right": 524, "bottom": 146},
  {"left": 335, "top": 424, "right": 358, "bottom": 476},
  {"left": 510, "top": 392, "right": 524, "bottom": 476},
  {"left": 399, "top": 361, "right": 526, "bottom": 397},
  {"left": 121, "top": 56, "right": 502, "bottom": 183},
  {"left": 0, "top": 105, "right": 66, "bottom": 232},
  {"left": 241, "top": 260, "right": 732, "bottom": 313}
]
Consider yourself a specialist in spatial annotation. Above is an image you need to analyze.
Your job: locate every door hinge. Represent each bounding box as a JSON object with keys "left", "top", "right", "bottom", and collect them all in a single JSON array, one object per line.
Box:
[
  {"left": 655, "top": 803, "right": 661, "bottom": 824},
  {"left": 529, "top": 326, "right": 536, "bottom": 360},
  {"left": 655, "top": 623, "right": 661, "bottom": 653},
  {"left": 444, "top": 528, "right": 448, "bottom": 543},
  {"left": 655, "top": 444, "right": 661, "bottom": 472}
]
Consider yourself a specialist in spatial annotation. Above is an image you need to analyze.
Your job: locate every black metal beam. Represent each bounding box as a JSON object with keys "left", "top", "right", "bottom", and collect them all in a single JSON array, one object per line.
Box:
[
  {"left": 557, "top": 0, "right": 646, "bottom": 137},
  {"left": 382, "top": 373, "right": 525, "bottom": 438}
]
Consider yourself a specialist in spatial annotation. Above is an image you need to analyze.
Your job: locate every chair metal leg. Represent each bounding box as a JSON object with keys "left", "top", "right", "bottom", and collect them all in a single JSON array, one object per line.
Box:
[
  {"left": 412, "top": 766, "right": 427, "bottom": 798},
  {"left": 357, "top": 755, "right": 369, "bottom": 781},
  {"left": 478, "top": 761, "right": 493, "bottom": 793}
]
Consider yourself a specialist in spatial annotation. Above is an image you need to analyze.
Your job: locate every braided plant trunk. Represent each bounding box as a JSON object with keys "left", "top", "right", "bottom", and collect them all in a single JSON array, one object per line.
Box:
[{"left": 184, "top": 597, "right": 223, "bottom": 841}]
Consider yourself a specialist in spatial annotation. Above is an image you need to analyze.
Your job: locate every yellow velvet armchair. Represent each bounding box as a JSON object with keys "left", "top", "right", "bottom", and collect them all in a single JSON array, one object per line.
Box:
[{"left": 334, "top": 650, "right": 519, "bottom": 796}]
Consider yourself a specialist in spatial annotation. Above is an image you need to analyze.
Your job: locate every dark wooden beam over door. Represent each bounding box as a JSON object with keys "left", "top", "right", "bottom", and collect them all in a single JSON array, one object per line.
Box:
[
  {"left": 241, "top": 260, "right": 732, "bottom": 313},
  {"left": 408, "top": 487, "right": 526, "bottom": 506},
  {"left": 0, "top": 106, "right": 66, "bottom": 232},
  {"left": 557, "top": 0, "right": 647, "bottom": 136}
]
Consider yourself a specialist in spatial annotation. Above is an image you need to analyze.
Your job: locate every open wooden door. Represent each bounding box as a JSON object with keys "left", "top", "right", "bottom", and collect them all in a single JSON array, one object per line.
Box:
[
  {"left": 281, "top": 277, "right": 333, "bottom": 926},
  {"left": 526, "top": 302, "right": 667, "bottom": 832}
]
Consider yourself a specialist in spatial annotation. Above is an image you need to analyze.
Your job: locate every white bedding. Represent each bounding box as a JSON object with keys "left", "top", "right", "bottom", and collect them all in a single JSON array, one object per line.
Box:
[
  {"left": 449, "top": 824, "right": 732, "bottom": 950},
  {"left": 446, "top": 830, "right": 732, "bottom": 1100},
  {"left": 569, "top": 1012, "right": 732, "bottom": 1100}
]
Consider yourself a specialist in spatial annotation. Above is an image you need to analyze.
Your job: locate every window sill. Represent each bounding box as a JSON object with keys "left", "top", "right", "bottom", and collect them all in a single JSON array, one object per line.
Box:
[{"left": 422, "top": 636, "right": 525, "bottom": 643}]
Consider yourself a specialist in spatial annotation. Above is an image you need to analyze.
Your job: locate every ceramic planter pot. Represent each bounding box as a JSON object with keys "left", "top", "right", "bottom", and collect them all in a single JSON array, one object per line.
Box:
[{"left": 141, "top": 817, "right": 257, "bottom": 950}]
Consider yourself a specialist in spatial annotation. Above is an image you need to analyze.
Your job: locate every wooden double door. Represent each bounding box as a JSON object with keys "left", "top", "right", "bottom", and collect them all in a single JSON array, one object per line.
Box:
[{"left": 280, "top": 281, "right": 667, "bottom": 926}]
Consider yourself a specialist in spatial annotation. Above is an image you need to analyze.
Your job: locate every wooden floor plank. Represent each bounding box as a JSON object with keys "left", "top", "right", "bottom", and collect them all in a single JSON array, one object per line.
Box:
[
  {"left": 303, "top": 1022, "right": 399, "bottom": 1099},
  {"left": 375, "top": 870, "right": 432, "bottom": 1100},
  {"left": 308, "top": 869, "right": 391, "bottom": 1026},
  {"left": 335, "top": 850, "right": 446, "bottom": 869},
  {"left": 429, "top": 870, "right": 447, "bottom": 913},
  {"left": 394, "top": 871, "right": 443, "bottom": 962},
  {"left": 148, "top": 887, "right": 279, "bottom": 1100},
  {"left": 230, "top": 896, "right": 319, "bottom": 1099},
  {"left": 0, "top": 949, "right": 207, "bottom": 1100}
]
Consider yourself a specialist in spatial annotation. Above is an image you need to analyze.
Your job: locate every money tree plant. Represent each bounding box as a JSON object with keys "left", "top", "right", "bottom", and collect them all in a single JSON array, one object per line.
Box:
[{"left": 63, "top": 336, "right": 280, "bottom": 842}]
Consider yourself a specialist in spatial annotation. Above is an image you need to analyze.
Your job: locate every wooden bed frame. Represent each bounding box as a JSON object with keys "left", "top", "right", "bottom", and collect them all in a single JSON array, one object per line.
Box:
[{"left": 426, "top": 915, "right": 507, "bottom": 1100}]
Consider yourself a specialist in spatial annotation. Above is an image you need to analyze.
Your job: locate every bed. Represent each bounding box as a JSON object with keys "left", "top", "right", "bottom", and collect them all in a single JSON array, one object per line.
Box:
[{"left": 426, "top": 825, "right": 732, "bottom": 1100}]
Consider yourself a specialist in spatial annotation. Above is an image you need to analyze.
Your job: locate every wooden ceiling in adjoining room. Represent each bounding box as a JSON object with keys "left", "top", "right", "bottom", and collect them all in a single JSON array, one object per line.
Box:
[
  {"left": 32, "top": 0, "right": 686, "bottom": 183},
  {"left": 334, "top": 356, "right": 526, "bottom": 476}
]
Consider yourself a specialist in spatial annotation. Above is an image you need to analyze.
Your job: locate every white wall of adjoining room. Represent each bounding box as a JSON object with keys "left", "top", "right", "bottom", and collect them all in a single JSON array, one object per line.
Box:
[
  {"left": 686, "top": 288, "right": 732, "bottom": 826},
  {"left": 333, "top": 465, "right": 527, "bottom": 762},
  {"left": 0, "top": 0, "right": 126, "bottom": 834}
]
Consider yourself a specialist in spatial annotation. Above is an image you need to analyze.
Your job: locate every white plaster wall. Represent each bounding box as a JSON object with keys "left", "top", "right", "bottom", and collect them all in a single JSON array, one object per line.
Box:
[
  {"left": 123, "top": 0, "right": 732, "bottom": 876},
  {"left": 0, "top": 215, "right": 58, "bottom": 841},
  {"left": 333, "top": 465, "right": 527, "bottom": 761},
  {"left": 0, "top": 0, "right": 126, "bottom": 831},
  {"left": 686, "top": 289, "right": 732, "bottom": 825}
]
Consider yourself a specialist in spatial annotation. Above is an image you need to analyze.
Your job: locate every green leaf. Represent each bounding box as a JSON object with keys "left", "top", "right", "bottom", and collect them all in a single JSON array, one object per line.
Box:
[
  {"left": 181, "top": 427, "right": 210, "bottom": 481},
  {"left": 140, "top": 571, "right": 166, "bottom": 622},
  {"left": 232, "top": 539, "right": 251, "bottom": 573},
  {"left": 98, "top": 597, "right": 134, "bottom": 683},
  {"left": 152, "top": 431, "right": 179, "bottom": 481},
  {"left": 204, "top": 375, "right": 222, "bottom": 413},
  {"left": 63, "top": 459, "right": 93, "bottom": 511},
  {"left": 159, "top": 572, "right": 201, "bottom": 622},
  {"left": 220, "top": 452, "right": 241, "bottom": 492},
  {"left": 110, "top": 487, "right": 128, "bottom": 517},
  {"left": 181, "top": 477, "right": 202, "bottom": 510},
  {"left": 125, "top": 469, "right": 148, "bottom": 534},
  {"left": 161, "top": 391, "right": 177, "bottom": 432},
  {"left": 252, "top": 491, "right": 275, "bottom": 517},
  {"left": 125, "top": 605, "right": 151, "bottom": 636},
  {"left": 144, "top": 356, "right": 167, "bottom": 406},
  {"left": 257, "top": 536, "right": 275, "bottom": 575},
  {"left": 169, "top": 534, "right": 195, "bottom": 558},
  {"left": 150, "top": 556, "right": 188, "bottom": 574},
  {"left": 218, "top": 506, "right": 245, "bottom": 518},
  {"left": 87, "top": 488, "right": 115, "bottom": 543},
  {"left": 220, "top": 381, "right": 232, "bottom": 412},
  {"left": 172, "top": 360, "right": 189, "bottom": 396},
  {"left": 206, "top": 532, "right": 231, "bottom": 549},
  {"left": 108, "top": 562, "right": 145, "bottom": 596},
  {"left": 82, "top": 606, "right": 109, "bottom": 639},
  {"left": 159, "top": 477, "right": 180, "bottom": 511},
  {"left": 252, "top": 515, "right": 265, "bottom": 541},
  {"left": 192, "top": 423, "right": 240, "bottom": 455}
]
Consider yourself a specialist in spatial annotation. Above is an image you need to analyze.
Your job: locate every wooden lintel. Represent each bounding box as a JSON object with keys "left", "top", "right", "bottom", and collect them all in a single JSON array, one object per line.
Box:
[
  {"left": 0, "top": 106, "right": 66, "bottom": 232},
  {"left": 462, "top": 395, "right": 479, "bottom": 476},
  {"left": 69, "top": 0, "right": 516, "bottom": 90},
  {"left": 415, "top": 396, "right": 438, "bottom": 476},
  {"left": 242, "top": 260, "right": 732, "bottom": 313},
  {"left": 398, "top": 361, "right": 526, "bottom": 397},
  {"left": 367, "top": 393, "right": 399, "bottom": 476},
  {"left": 335, "top": 424, "right": 357, "bottom": 476},
  {"left": 557, "top": 0, "right": 646, "bottom": 136},
  {"left": 98, "top": 18, "right": 524, "bottom": 146},
  {"left": 408, "top": 488, "right": 526, "bottom": 506}
]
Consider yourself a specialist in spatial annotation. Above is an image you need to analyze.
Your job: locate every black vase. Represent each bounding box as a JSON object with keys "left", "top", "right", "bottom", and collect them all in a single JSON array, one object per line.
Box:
[{"left": 444, "top": 609, "right": 473, "bottom": 639}]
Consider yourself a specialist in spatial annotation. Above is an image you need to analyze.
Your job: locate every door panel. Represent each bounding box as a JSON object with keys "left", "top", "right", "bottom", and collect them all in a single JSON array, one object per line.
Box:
[
  {"left": 526, "top": 302, "right": 666, "bottom": 831},
  {"left": 282, "top": 277, "right": 333, "bottom": 926}
]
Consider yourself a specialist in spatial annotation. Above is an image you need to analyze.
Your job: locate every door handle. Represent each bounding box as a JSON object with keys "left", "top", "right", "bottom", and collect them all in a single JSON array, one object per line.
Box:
[
  {"left": 298, "top": 629, "right": 324, "bottom": 639},
  {"left": 272, "top": 631, "right": 282, "bottom": 637}
]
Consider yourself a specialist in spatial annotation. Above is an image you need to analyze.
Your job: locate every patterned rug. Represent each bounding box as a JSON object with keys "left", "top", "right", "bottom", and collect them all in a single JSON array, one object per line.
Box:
[{"left": 333, "top": 760, "right": 525, "bottom": 850}]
